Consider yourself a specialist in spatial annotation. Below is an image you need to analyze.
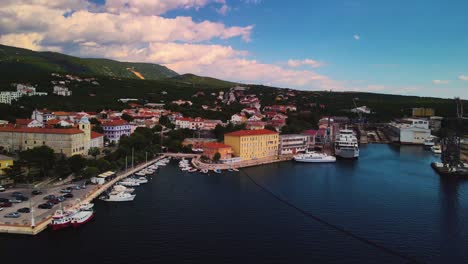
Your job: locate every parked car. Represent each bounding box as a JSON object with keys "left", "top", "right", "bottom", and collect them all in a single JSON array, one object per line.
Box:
[
  {"left": 4, "top": 212, "right": 21, "bottom": 218},
  {"left": 0, "top": 202, "right": 12, "bottom": 207},
  {"left": 64, "top": 193, "right": 74, "bottom": 198},
  {"left": 8, "top": 199, "right": 22, "bottom": 203},
  {"left": 17, "top": 207, "right": 31, "bottom": 213},
  {"left": 0, "top": 207, "right": 3, "bottom": 211},
  {"left": 66, "top": 186, "right": 75, "bottom": 191},
  {"left": 0, "top": 198, "right": 9, "bottom": 203},
  {"left": 60, "top": 189, "right": 72, "bottom": 194},
  {"left": 18, "top": 195, "right": 29, "bottom": 201},
  {"left": 56, "top": 196, "right": 66, "bottom": 202},
  {"left": 73, "top": 185, "right": 82, "bottom": 190},
  {"left": 31, "top": 190, "right": 42, "bottom": 195},
  {"left": 43, "top": 195, "right": 56, "bottom": 200},
  {"left": 49, "top": 198, "right": 60, "bottom": 204},
  {"left": 0, "top": 185, "right": 5, "bottom": 192},
  {"left": 11, "top": 192, "right": 23, "bottom": 197},
  {"left": 38, "top": 203, "right": 53, "bottom": 209}
]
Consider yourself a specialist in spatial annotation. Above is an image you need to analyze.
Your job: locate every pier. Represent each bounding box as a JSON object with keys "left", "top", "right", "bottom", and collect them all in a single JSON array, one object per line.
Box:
[{"left": 0, "top": 156, "right": 166, "bottom": 235}]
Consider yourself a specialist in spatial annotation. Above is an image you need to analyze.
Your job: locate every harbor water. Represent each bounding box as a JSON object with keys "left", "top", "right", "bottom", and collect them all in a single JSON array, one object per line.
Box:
[{"left": 1, "top": 144, "right": 468, "bottom": 263}]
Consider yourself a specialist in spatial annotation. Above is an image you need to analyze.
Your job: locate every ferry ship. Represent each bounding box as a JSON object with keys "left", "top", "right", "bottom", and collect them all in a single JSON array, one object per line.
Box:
[
  {"left": 334, "top": 129, "right": 360, "bottom": 159},
  {"left": 294, "top": 151, "right": 336, "bottom": 163}
]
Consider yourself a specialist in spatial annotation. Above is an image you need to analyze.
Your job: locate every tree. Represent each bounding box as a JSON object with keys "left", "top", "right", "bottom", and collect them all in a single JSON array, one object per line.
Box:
[
  {"left": 88, "top": 147, "right": 101, "bottom": 159},
  {"left": 158, "top": 115, "right": 170, "bottom": 126},
  {"left": 264, "top": 125, "right": 277, "bottom": 132},
  {"left": 19, "top": 146, "right": 55, "bottom": 178},
  {"left": 213, "top": 152, "right": 221, "bottom": 162},
  {"left": 121, "top": 113, "right": 134, "bottom": 122},
  {"left": 67, "top": 155, "right": 86, "bottom": 175},
  {"left": 82, "top": 166, "right": 99, "bottom": 179}
]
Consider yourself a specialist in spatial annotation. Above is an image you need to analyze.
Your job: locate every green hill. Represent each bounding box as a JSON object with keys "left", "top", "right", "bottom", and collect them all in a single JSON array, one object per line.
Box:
[
  {"left": 166, "top": 73, "right": 236, "bottom": 89},
  {"left": 0, "top": 44, "right": 177, "bottom": 80}
]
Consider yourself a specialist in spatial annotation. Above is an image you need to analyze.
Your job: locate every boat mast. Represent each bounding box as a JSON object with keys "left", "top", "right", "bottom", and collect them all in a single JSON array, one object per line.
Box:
[{"left": 131, "top": 147, "right": 134, "bottom": 168}]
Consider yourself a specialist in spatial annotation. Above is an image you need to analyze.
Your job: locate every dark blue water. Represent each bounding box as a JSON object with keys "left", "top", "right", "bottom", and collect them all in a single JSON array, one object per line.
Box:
[{"left": 1, "top": 144, "right": 468, "bottom": 263}]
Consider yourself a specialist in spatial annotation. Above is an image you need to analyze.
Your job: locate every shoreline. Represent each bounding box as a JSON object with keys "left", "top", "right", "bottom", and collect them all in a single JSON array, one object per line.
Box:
[{"left": 0, "top": 155, "right": 166, "bottom": 236}]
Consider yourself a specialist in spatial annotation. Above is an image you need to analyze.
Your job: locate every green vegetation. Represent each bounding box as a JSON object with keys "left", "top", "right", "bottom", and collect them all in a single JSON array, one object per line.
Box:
[{"left": 0, "top": 44, "right": 177, "bottom": 80}]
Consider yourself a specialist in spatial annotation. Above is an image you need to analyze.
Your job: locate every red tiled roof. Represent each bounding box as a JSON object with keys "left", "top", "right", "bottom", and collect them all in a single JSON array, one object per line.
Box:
[
  {"left": 102, "top": 119, "right": 129, "bottom": 126},
  {"left": 225, "top": 129, "right": 277, "bottom": 137},
  {"left": 91, "top": 131, "right": 104, "bottom": 139},
  {"left": 202, "top": 142, "right": 232, "bottom": 149},
  {"left": 16, "top": 119, "right": 34, "bottom": 125},
  {"left": 46, "top": 119, "right": 61, "bottom": 125},
  {"left": 0, "top": 127, "right": 83, "bottom": 135}
]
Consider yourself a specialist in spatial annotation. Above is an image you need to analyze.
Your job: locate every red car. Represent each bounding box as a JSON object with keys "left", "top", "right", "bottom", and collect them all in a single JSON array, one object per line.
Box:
[{"left": 0, "top": 202, "right": 12, "bottom": 207}]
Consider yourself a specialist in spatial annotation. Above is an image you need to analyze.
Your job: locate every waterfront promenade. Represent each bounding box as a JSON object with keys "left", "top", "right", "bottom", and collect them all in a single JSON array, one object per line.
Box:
[{"left": 0, "top": 156, "right": 165, "bottom": 235}]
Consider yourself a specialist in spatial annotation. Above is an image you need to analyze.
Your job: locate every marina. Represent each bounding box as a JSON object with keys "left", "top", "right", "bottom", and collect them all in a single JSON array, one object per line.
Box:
[{"left": 1, "top": 145, "right": 468, "bottom": 263}]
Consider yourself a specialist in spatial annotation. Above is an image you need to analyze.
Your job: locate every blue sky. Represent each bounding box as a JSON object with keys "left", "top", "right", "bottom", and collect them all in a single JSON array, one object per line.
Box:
[{"left": 1, "top": 0, "right": 467, "bottom": 98}]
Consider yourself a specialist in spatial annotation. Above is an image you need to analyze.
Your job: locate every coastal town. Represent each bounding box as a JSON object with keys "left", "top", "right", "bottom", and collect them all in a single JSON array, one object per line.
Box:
[{"left": 0, "top": 79, "right": 467, "bottom": 235}]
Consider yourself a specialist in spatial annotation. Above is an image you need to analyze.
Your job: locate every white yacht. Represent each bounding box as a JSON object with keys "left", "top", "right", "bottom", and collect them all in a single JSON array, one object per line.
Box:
[
  {"left": 103, "top": 191, "right": 136, "bottom": 202},
  {"left": 424, "top": 136, "right": 437, "bottom": 148},
  {"left": 431, "top": 145, "right": 442, "bottom": 154},
  {"left": 118, "top": 180, "right": 140, "bottom": 187},
  {"left": 113, "top": 185, "right": 134, "bottom": 193},
  {"left": 334, "top": 129, "right": 360, "bottom": 159},
  {"left": 294, "top": 151, "right": 336, "bottom": 163}
]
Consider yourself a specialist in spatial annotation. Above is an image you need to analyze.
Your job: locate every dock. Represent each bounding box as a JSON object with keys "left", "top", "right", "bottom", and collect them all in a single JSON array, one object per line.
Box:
[{"left": 0, "top": 156, "right": 166, "bottom": 235}]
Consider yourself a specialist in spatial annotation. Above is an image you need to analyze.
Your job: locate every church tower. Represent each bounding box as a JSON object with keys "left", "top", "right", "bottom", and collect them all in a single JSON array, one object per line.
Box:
[{"left": 79, "top": 116, "right": 91, "bottom": 153}]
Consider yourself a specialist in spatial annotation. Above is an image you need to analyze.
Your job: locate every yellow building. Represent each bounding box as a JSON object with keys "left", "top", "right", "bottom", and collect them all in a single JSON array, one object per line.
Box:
[
  {"left": 0, "top": 117, "right": 93, "bottom": 157},
  {"left": 0, "top": 154, "right": 13, "bottom": 176},
  {"left": 412, "top": 108, "right": 435, "bottom": 118},
  {"left": 224, "top": 129, "right": 279, "bottom": 160}
]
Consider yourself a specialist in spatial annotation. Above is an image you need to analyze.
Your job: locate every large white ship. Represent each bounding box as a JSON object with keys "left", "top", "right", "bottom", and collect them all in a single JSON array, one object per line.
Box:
[{"left": 334, "top": 129, "right": 359, "bottom": 159}]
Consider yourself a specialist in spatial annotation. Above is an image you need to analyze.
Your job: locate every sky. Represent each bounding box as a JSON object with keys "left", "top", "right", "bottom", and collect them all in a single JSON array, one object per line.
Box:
[{"left": 1, "top": 0, "right": 467, "bottom": 99}]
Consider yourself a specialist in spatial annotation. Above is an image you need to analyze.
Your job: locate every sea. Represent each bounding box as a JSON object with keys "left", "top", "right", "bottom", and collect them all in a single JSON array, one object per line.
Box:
[{"left": 1, "top": 144, "right": 467, "bottom": 264}]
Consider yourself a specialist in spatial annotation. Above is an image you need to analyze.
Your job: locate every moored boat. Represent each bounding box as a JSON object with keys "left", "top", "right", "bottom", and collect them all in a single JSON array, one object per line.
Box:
[
  {"left": 70, "top": 210, "right": 94, "bottom": 228},
  {"left": 50, "top": 209, "right": 75, "bottom": 230},
  {"left": 294, "top": 151, "right": 336, "bottom": 163},
  {"left": 103, "top": 191, "right": 136, "bottom": 202},
  {"left": 431, "top": 145, "right": 442, "bottom": 154}
]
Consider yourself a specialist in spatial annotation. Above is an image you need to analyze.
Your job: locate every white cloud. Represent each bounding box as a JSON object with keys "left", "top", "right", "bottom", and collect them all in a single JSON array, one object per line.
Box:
[
  {"left": 216, "top": 4, "right": 230, "bottom": 15},
  {"left": 287, "top": 59, "right": 323, "bottom": 68},
  {"left": 353, "top": 34, "right": 360, "bottom": 40},
  {"left": 432, "top": 80, "right": 450, "bottom": 85},
  {"left": 458, "top": 75, "right": 468, "bottom": 81},
  {"left": 104, "top": 0, "right": 225, "bottom": 16}
]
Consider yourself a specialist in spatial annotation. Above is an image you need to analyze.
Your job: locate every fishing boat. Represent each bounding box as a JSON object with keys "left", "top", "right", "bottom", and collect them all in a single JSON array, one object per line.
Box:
[
  {"left": 102, "top": 191, "right": 136, "bottom": 202},
  {"left": 50, "top": 209, "right": 75, "bottom": 230},
  {"left": 79, "top": 202, "right": 94, "bottom": 211},
  {"left": 70, "top": 210, "right": 94, "bottom": 228}
]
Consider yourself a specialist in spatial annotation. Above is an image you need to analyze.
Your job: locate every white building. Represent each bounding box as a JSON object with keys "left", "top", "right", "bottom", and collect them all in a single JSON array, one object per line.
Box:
[
  {"left": 53, "top": 86, "right": 72, "bottom": 96},
  {"left": 31, "top": 109, "right": 56, "bottom": 124},
  {"left": 0, "top": 84, "right": 47, "bottom": 104},
  {"left": 279, "top": 134, "right": 309, "bottom": 155},
  {"left": 387, "top": 118, "right": 431, "bottom": 144}
]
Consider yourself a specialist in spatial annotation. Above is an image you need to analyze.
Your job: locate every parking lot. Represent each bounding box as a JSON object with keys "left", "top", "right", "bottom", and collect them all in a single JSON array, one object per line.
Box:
[{"left": 0, "top": 181, "right": 98, "bottom": 226}]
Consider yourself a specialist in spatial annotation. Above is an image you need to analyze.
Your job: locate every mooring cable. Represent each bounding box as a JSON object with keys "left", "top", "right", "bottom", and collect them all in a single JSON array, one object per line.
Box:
[{"left": 240, "top": 170, "right": 423, "bottom": 264}]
